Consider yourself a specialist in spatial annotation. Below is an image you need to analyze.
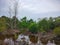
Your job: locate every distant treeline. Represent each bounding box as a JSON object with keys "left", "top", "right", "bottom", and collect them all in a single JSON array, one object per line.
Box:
[{"left": 0, "top": 16, "right": 60, "bottom": 35}]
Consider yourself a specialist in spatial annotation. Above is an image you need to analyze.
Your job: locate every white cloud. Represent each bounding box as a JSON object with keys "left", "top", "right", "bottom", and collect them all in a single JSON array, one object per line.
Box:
[
  {"left": 1, "top": 0, "right": 60, "bottom": 14},
  {"left": 18, "top": 0, "right": 60, "bottom": 13}
]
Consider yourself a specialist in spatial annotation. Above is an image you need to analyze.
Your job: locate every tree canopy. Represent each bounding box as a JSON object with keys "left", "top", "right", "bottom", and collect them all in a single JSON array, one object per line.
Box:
[{"left": 0, "top": 16, "right": 60, "bottom": 35}]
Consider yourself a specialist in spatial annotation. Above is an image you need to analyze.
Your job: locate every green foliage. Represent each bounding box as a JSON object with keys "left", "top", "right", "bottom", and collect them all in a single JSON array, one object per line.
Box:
[
  {"left": 53, "top": 27, "right": 60, "bottom": 35},
  {"left": 54, "top": 17, "right": 60, "bottom": 27},
  {"left": 39, "top": 28, "right": 46, "bottom": 33},
  {"left": 29, "top": 23, "right": 38, "bottom": 34},
  {"left": 48, "top": 17, "right": 55, "bottom": 29},
  {"left": 0, "top": 16, "right": 60, "bottom": 34},
  {"left": 17, "top": 17, "right": 28, "bottom": 29},
  {"left": 38, "top": 18, "right": 49, "bottom": 32},
  {"left": 0, "top": 16, "right": 7, "bottom": 32}
]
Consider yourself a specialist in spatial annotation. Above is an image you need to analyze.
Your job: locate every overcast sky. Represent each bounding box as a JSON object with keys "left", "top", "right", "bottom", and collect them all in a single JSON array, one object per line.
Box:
[{"left": 0, "top": 0, "right": 60, "bottom": 20}]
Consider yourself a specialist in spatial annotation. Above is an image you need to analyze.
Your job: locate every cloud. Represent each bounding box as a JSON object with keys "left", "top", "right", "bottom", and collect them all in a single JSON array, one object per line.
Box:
[
  {"left": 0, "top": 0, "right": 60, "bottom": 14},
  {"left": 18, "top": 0, "right": 60, "bottom": 13}
]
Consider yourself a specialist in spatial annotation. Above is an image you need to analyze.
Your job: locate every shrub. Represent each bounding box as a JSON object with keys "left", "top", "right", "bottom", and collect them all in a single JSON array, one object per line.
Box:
[{"left": 53, "top": 27, "right": 60, "bottom": 35}]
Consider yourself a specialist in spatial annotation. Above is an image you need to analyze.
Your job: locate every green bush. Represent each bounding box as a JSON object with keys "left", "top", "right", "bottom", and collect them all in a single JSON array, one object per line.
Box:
[{"left": 53, "top": 27, "right": 60, "bottom": 35}]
